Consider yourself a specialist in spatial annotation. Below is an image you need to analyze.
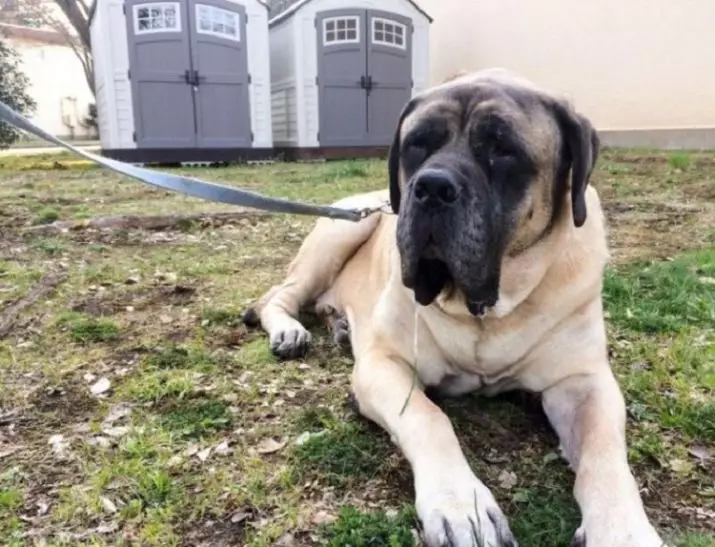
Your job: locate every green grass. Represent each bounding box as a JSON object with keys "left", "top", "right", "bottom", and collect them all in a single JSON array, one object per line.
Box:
[
  {"left": 319, "top": 505, "right": 418, "bottom": 546},
  {"left": 0, "top": 151, "right": 713, "bottom": 545},
  {"left": 0, "top": 489, "right": 22, "bottom": 512},
  {"left": 673, "top": 532, "right": 715, "bottom": 547},
  {"left": 669, "top": 152, "right": 691, "bottom": 170},
  {"left": 160, "top": 400, "right": 233, "bottom": 439},
  {"left": 145, "top": 344, "right": 218, "bottom": 371},
  {"left": 291, "top": 421, "right": 392, "bottom": 488},
  {"left": 120, "top": 369, "right": 198, "bottom": 403},
  {"left": 201, "top": 307, "right": 246, "bottom": 328},
  {"left": 508, "top": 485, "right": 580, "bottom": 546},
  {"left": 604, "top": 249, "right": 715, "bottom": 333},
  {"left": 68, "top": 316, "right": 120, "bottom": 344},
  {"left": 32, "top": 206, "right": 60, "bottom": 225}
]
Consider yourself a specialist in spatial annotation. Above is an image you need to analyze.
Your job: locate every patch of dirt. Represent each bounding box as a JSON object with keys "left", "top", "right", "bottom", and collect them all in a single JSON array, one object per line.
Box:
[
  {"left": 603, "top": 200, "right": 712, "bottom": 263},
  {"left": 71, "top": 284, "right": 197, "bottom": 317},
  {"left": 178, "top": 513, "right": 251, "bottom": 547},
  {"left": 681, "top": 180, "right": 715, "bottom": 200},
  {"left": 26, "top": 381, "right": 99, "bottom": 428}
]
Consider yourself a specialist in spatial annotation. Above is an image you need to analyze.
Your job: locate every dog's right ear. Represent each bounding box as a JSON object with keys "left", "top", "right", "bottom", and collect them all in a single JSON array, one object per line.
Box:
[{"left": 388, "top": 98, "right": 420, "bottom": 214}]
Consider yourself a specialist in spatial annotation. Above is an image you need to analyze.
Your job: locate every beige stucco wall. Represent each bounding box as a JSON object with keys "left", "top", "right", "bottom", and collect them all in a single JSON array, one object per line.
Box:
[
  {"left": 9, "top": 37, "right": 95, "bottom": 139},
  {"left": 419, "top": 0, "right": 715, "bottom": 132}
]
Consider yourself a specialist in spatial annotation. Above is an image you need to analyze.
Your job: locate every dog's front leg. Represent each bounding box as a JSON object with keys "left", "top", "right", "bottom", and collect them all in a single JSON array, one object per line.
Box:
[
  {"left": 352, "top": 350, "right": 517, "bottom": 547},
  {"left": 542, "top": 370, "right": 667, "bottom": 547}
]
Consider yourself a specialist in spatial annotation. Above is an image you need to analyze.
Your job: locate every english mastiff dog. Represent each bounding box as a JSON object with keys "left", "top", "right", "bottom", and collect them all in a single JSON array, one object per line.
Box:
[{"left": 246, "top": 69, "right": 666, "bottom": 546}]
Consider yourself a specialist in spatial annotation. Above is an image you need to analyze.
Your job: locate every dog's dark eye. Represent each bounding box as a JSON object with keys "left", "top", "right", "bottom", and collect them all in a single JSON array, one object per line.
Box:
[
  {"left": 402, "top": 130, "right": 446, "bottom": 168},
  {"left": 490, "top": 142, "right": 517, "bottom": 160}
]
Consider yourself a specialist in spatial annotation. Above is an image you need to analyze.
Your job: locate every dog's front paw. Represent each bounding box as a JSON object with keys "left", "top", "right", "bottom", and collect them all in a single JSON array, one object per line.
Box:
[
  {"left": 269, "top": 318, "right": 311, "bottom": 359},
  {"left": 574, "top": 518, "right": 668, "bottom": 547},
  {"left": 416, "top": 477, "right": 517, "bottom": 547}
]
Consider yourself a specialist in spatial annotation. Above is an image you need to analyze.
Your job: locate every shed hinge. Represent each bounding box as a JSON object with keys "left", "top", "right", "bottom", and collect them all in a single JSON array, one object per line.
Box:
[
  {"left": 251, "top": 132, "right": 254, "bottom": 142},
  {"left": 123, "top": 4, "right": 126, "bottom": 15},
  {"left": 248, "top": 73, "right": 252, "bottom": 84},
  {"left": 132, "top": 131, "right": 137, "bottom": 142},
  {"left": 127, "top": 69, "right": 131, "bottom": 80},
  {"left": 315, "top": 76, "right": 319, "bottom": 85},
  {"left": 317, "top": 131, "right": 320, "bottom": 142}
]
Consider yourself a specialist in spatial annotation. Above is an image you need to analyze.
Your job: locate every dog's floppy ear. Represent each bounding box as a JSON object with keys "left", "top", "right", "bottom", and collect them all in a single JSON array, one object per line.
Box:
[
  {"left": 552, "top": 100, "right": 600, "bottom": 227},
  {"left": 388, "top": 98, "right": 420, "bottom": 214}
]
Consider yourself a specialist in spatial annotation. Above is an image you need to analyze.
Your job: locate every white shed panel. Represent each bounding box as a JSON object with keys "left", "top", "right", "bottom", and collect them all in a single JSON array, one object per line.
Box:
[
  {"left": 90, "top": 0, "right": 273, "bottom": 163},
  {"left": 268, "top": 0, "right": 431, "bottom": 155}
]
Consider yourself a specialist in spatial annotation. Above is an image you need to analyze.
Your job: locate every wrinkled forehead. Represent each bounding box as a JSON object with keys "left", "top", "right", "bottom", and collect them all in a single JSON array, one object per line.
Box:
[{"left": 401, "top": 75, "right": 560, "bottom": 158}]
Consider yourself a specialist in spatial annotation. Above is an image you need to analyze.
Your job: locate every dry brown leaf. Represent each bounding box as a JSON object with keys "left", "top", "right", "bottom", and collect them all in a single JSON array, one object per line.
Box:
[{"left": 255, "top": 438, "right": 286, "bottom": 455}]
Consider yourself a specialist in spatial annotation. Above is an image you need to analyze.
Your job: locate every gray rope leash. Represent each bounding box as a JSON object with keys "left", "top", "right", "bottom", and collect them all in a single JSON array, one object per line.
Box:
[{"left": 0, "top": 100, "right": 390, "bottom": 222}]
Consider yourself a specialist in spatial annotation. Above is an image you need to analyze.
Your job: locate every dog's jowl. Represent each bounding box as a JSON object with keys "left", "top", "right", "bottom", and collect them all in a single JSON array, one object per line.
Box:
[{"left": 246, "top": 69, "right": 667, "bottom": 547}]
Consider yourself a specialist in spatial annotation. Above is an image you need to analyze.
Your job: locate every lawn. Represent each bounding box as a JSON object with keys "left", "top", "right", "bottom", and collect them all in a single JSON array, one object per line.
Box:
[{"left": 0, "top": 149, "right": 713, "bottom": 546}]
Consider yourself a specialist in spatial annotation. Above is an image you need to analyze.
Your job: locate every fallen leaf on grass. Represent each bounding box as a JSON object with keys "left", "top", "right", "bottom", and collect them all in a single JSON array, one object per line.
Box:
[
  {"left": 214, "top": 441, "right": 231, "bottom": 455},
  {"left": 96, "top": 521, "right": 119, "bottom": 534},
  {"left": 48, "top": 434, "right": 69, "bottom": 457},
  {"left": 312, "top": 511, "right": 336, "bottom": 525},
  {"left": 689, "top": 445, "right": 712, "bottom": 462},
  {"left": 254, "top": 438, "right": 286, "bottom": 455},
  {"left": 295, "top": 431, "right": 326, "bottom": 446},
  {"left": 197, "top": 447, "right": 212, "bottom": 462},
  {"left": 231, "top": 509, "right": 254, "bottom": 524},
  {"left": 90, "top": 378, "right": 111, "bottom": 396},
  {"left": 102, "top": 426, "right": 130, "bottom": 438},
  {"left": 100, "top": 496, "right": 118, "bottom": 514},
  {"left": 498, "top": 470, "right": 518, "bottom": 490},
  {"left": 87, "top": 436, "right": 111, "bottom": 448}
]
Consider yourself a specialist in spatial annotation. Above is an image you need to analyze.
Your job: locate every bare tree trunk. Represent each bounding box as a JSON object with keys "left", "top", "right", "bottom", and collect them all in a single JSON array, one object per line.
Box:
[{"left": 53, "top": 0, "right": 94, "bottom": 96}]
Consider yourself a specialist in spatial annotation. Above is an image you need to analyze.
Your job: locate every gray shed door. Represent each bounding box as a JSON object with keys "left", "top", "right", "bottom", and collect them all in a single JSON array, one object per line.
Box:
[
  {"left": 316, "top": 9, "right": 368, "bottom": 147},
  {"left": 191, "top": 0, "right": 251, "bottom": 147},
  {"left": 317, "top": 9, "right": 412, "bottom": 147},
  {"left": 126, "top": 0, "right": 251, "bottom": 149},
  {"left": 366, "top": 10, "right": 412, "bottom": 146},
  {"left": 126, "top": 0, "right": 196, "bottom": 148}
]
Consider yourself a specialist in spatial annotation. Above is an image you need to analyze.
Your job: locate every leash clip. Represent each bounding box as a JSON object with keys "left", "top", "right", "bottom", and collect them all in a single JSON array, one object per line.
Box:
[{"left": 357, "top": 201, "right": 395, "bottom": 220}]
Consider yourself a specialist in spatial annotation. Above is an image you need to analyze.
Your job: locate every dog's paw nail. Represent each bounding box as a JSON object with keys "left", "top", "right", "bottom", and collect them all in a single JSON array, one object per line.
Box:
[
  {"left": 241, "top": 307, "right": 260, "bottom": 327},
  {"left": 571, "top": 527, "right": 586, "bottom": 547},
  {"left": 486, "top": 508, "right": 518, "bottom": 547}
]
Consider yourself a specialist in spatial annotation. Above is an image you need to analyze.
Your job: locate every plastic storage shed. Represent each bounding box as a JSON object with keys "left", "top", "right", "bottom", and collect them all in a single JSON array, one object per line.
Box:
[
  {"left": 268, "top": 0, "right": 431, "bottom": 159},
  {"left": 90, "top": 0, "right": 273, "bottom": 163}
]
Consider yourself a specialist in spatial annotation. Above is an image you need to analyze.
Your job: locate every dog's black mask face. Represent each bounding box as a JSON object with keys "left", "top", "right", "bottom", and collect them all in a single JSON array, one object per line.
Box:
[{"left": 387, "top": 71, "right": 599, "bottom": 315}]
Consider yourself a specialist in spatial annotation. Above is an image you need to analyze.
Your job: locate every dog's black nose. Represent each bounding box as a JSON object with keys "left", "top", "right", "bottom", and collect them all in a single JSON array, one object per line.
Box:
[{"left": 413, "top": 169, "right": 459, "bottom": 208}]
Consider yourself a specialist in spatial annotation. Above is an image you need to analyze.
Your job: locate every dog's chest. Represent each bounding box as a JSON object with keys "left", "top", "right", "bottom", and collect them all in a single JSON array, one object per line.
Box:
[{"left": 412, "top": 308, "right": 541, "bottom": 395}]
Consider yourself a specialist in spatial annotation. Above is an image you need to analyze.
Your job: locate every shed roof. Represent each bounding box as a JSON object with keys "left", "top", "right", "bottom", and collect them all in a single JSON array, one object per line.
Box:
[{"left": 268, "top": 0, "right": 432, "bottom": 27}]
